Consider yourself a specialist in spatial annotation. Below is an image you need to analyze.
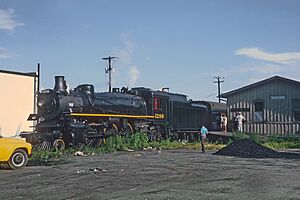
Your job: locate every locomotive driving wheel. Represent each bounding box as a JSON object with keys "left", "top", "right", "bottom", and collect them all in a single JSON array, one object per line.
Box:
[
  {"left": 100, "top": 128, "right": 106, "bottom": 144},
  {"left": 127, "top": 123, "right": 134, "bottom": 133},
  {"left": 53, "top": 139, "right": 66, "bottom": 151},
  {"left": 123, "top": 123, "right": 134, "bottom": 136},
  {"left": 104, "top": 123, "right": 119, "bottom": 136}
]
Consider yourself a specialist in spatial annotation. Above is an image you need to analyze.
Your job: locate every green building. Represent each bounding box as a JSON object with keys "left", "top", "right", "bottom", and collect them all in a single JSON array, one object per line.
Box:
[{"left": 220, "top": 76, "right": 300, "bottom": 134}]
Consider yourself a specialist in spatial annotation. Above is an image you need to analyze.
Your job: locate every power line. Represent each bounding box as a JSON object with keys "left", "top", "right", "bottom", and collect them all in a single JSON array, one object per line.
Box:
[
  {"left": 102, "top": 56, "right": 118, "bottom": 92},
  {"left": 213, "top": 76, "right": 224, "bottom": 103}
]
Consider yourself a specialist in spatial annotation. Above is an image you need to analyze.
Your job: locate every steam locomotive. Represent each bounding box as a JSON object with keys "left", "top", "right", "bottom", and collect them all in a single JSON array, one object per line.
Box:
[{"left": 27, "top": 76, "right": 213, "bottom": 150}]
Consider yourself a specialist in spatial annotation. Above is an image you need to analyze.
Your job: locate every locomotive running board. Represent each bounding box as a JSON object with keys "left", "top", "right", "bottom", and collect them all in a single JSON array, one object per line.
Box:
[{"left": 70, "top": 113, "right": 155, "bottom": 119}]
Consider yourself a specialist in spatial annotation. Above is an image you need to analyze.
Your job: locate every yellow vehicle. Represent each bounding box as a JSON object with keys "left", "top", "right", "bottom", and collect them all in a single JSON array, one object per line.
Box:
[{"left": 0, "top": 137, "right": 32, "bottom": 169}]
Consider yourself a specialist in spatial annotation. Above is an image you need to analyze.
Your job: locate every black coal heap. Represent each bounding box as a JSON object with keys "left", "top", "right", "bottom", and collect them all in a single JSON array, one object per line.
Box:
[{"left": 214, "top": 139, "right": 300, "bottom": 159}]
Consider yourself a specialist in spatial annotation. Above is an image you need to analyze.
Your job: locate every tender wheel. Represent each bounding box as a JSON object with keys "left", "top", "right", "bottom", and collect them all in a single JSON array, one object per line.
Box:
[
  {"left": 8, "top": 149, "right": 28, "bottom": 170},
  {"left": 53, "top": 139, "right": 65, "bottom": 151}
]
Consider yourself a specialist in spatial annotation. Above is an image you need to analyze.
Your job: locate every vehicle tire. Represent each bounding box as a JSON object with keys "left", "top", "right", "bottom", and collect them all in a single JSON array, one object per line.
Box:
[{"left": 8, "top": 149, "right": 28, "bottom": 170}]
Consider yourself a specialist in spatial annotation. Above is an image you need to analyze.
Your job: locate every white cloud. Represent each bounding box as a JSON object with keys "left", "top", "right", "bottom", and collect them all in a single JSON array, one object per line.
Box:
[
  {"left": 129, "top": 66, "right": 139, "bottom": 86},
  {"left": 235, "top": 48, "right": 300, "bottom": 64},
  {"left": 0, "top": 47, "right": 12, "bottom": 59},
  {"left": 0, "top": 8, "right": 24, "bottom": 31}
]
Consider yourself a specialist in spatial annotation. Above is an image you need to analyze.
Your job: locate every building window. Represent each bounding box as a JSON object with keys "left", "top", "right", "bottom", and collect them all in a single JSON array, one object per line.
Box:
[
  {"left": 292, "top": 99, "right": 300, "bottom": 121},
  {"left": 255, "top": 101, "right": 264, "bottom": 112},
  {"left": 254, "top": 101, "right": 264, "bottom": 122}
]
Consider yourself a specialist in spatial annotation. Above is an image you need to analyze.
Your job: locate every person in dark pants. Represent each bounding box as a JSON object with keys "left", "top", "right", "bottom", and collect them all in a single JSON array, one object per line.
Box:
[{"left": 200, "top": 125, "right": 208, "bottom": 153}]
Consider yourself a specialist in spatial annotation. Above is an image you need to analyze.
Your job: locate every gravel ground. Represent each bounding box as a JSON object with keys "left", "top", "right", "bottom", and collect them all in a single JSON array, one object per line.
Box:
[{"left": 0, "top": 149, "right": 300, "bottom": 200}]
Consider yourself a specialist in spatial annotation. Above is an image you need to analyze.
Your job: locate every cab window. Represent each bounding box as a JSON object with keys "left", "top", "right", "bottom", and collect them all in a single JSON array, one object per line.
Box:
[{"left": 154, "top": 97, "right": 161, "bottom": 111}]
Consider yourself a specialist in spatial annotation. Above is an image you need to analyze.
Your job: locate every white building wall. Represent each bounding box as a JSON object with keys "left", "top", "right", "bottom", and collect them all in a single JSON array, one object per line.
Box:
[{"left": 0, "top": 72, "right": 36, "bottom": 137}]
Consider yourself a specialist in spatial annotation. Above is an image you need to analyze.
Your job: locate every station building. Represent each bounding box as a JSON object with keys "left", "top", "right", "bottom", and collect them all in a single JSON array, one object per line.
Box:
[{"left": 220, "top": 76, "right": 300, "bottom": 134}]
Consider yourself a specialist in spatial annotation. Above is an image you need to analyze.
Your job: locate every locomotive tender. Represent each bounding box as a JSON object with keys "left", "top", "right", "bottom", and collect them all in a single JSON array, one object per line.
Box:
[{"left": 29, "top": 76, "right": 211, "bottom": 149}]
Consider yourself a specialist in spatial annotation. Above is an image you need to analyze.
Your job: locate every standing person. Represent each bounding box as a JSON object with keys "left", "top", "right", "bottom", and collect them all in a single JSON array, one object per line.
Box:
[
  {"left": 236, "top": 112, "right": 246, "bottom": 132},
  {"left": 216, "top": 113, "right": 221, "bottom": 130},
  {"left": 200, "top": 125, "right": 208, "bottom": 153},
  {"left": 222, "top": 113, "right": 228, "bottom": 132},
  {"left": 234, "top": 112, "right": 239, "bottom": 131},
  {"left": 220, "top": 113, "right": 224, "bottom": 131}
]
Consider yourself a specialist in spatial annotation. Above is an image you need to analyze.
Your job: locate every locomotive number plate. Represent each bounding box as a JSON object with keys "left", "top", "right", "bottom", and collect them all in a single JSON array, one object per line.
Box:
[{"left": 154, "top": 113, "right": 165, "bottom": 119}]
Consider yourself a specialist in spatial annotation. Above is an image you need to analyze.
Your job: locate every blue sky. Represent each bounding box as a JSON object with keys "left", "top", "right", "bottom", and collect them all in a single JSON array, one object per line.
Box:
[{"left": 1, "top": 0, "right": 300, "bottom": 101}]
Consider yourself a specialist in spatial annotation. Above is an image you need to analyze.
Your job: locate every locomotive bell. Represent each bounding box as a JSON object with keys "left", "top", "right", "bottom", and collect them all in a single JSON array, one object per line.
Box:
[{"left": 54, "top": 76, "right": 67, "bottom": 92}]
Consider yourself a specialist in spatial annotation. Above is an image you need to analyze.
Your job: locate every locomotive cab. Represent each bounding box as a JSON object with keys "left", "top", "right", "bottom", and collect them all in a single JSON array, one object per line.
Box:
[
  {"left": 130, "top": 87, "right": 169, "bottom": 121},
  {"left": 130, "top": 87, "right": 169, "bottom": 139}
]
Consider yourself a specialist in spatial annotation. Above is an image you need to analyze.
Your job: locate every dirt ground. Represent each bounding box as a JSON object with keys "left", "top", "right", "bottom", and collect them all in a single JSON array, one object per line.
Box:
[{"left": 0, "top": 149, "right": 300, "bottom": 200}]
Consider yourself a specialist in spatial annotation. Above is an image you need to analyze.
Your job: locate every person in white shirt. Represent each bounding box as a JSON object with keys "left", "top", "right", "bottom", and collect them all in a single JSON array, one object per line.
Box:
[
  {"left": 221, "top": 113, "right": 228, "bottom": 132},
  {"left": 235, "top": 112, "right": 246, "bottom": 132}
]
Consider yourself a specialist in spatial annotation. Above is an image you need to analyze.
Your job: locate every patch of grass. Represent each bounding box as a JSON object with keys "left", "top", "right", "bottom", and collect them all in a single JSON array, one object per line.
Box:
[
  {"left": 30, "top": 132, "right": 300, "bottom": 165},
  {"left": 128, "top": 132, "right": 149, "bottom": 150},
  {"left": 228, "top": 132, "right": 300, "bottom": 149},
  {"left": 263, "top": 141, "right": 300, "bottom": 149},
  {"left": 29, "top": 133, "right": 226, "bottom": 164},
  {"left": 29, "top": 150, "right": 65, "bottom": 165},
  {"left": 262, "top": 134, "right": 300, "bottom": 149},
  {"left": 249, "top": 132, "right": 261, "bottom": 143},
  {"left": 149, "top": 139, "right": 224, "bottom": 150},
  {"left": 229, "top": 132, "right": 261, "bottom": 144},
  {"left": 230, "top": 132, "right": 249, "bottom": 141}
]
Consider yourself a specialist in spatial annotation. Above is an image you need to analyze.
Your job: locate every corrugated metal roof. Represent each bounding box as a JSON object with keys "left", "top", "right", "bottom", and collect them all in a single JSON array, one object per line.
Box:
[{"left": 220, "top": 76, "right": 300, "bottom": 98}]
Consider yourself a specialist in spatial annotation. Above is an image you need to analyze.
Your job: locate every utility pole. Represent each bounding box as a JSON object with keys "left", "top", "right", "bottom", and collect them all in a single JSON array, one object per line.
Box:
[
  {"left": 213, "top": 76, "right": 224, "bottom": 103},
  {"left": 102, "top": 56, "right": 117, "bottom": 92}
]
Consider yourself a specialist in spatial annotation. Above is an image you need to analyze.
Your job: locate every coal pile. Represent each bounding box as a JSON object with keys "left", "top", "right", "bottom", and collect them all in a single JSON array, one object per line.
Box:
[{"left": 214, "top": 139, "right": 300, "bottom": 159}]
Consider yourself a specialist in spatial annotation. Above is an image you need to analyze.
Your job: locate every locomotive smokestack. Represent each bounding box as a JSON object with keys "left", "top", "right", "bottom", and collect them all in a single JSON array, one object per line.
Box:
[{"left": 54, "top": 76, "right": 67, "bottom": 92}]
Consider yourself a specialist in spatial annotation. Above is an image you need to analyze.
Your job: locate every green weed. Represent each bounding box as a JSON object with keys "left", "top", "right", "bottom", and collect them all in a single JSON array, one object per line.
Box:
[{"left": 262, "top": 134, "right": 300, "bottom": 149}]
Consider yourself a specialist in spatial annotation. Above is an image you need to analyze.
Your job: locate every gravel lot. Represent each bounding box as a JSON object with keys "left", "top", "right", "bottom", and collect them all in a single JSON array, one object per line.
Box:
[{"left": 0, "top": 149, "right": 300, "bottom": 200}]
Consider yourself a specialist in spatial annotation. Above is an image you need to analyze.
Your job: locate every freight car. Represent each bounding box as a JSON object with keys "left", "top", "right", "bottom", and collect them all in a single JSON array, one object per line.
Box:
[{"left": 26, "top": 76, "right": 212, "bottom": 150}]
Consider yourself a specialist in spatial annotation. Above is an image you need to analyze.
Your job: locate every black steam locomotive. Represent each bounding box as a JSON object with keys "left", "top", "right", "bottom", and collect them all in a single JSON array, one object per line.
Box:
[{"left": 28, "top": 76, "right": 212, "bottom": 150}]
